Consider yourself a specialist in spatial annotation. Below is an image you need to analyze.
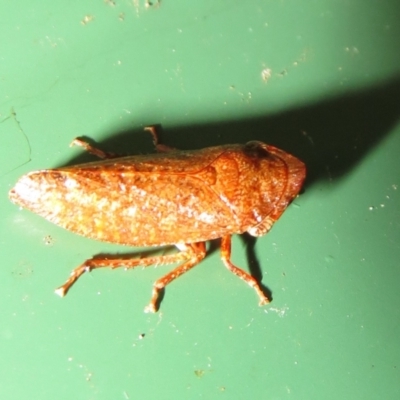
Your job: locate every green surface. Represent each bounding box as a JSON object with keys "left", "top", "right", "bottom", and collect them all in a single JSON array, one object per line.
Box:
[{"left": 1, "top": 1, "right": 400, "bottom": 399}]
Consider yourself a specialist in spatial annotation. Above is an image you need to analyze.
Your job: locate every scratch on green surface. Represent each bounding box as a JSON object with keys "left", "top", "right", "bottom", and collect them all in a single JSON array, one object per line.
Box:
[{"left": 0, "top": 107, "right": 31, "bottom": 176}]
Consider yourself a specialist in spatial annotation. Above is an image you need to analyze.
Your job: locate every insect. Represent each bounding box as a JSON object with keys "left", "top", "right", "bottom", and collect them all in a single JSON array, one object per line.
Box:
[{"left": 9, "top": 127, "right": 306, "bottom": 312}]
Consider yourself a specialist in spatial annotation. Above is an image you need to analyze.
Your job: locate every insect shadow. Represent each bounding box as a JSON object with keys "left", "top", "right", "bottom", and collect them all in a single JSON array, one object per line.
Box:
[
  {"left": 240, "top": 233, "right": 273, "bottom": 301},
  {"left": 207, "top": 236, "right": 272, "bottom": 300}
]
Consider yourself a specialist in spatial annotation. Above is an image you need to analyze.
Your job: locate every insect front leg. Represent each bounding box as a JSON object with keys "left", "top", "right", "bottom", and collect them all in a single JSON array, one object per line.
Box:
[{"left": 220, "top": 235, "right": 270, "bottom": 306}]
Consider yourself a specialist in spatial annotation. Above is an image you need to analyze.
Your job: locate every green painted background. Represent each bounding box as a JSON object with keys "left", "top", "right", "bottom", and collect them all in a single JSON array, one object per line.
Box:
[{"left": 1, "top": 1, "right": 400, "bottom": 399}]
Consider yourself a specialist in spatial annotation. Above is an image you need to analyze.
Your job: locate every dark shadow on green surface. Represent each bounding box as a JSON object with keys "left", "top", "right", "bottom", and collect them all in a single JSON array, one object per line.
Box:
[
  {"left": 64, "top": 75, "right": 400, "bottom": 190},
  {"left": 240, "top": 233, "right": 273, "bottom": 301}
]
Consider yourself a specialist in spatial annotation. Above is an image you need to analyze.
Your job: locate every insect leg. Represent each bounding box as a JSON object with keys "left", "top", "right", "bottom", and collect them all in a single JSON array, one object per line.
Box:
[
  {"left": 71, "top": 126, "right": 174, "bottom": 158},
  {"left": 70, "top": 138, "right": 118, "bottom": 159},
  {"left": 144, "top": 126, "right": 176, "bottom": 153},
  {"left": 220, "top": 235, "right": 270, "bottom": 306},
  {"left": 54, "top": 249, "right": 194, "bottom": 298},
  {"left": 144, "top": 242, "right": 206, "bottom": 313}
]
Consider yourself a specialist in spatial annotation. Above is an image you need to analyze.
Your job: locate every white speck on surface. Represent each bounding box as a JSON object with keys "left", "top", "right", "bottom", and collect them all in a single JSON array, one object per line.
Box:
[
  {"left": 261, "top": 68, "right": 272, "bottom": 82},
  {"left": 81, "top": 15, "right": 94, "bottom": 25},
  {"left": 264, "top": 305, "right": 289, "bottom": 317}
]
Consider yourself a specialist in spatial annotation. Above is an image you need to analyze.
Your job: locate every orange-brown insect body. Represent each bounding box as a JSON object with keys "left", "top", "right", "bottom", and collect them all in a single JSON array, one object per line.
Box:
[
  {"left": 10, "top": 142, "right": 304, "bottom": 245},
  {"left": 9, "top": 131, "right": 305, "bottom": 312}
]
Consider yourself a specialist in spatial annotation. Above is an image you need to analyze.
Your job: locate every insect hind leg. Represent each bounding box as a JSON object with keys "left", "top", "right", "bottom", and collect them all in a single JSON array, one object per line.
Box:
[
  {"left": 55, "top": 242, "right": 206, "bottom": 313},
  {"left": 70, "top": 125, "right": 174, "bottom": 159},
  {"left": 70, "top": 138, "right": 118, "bottom": 159}
]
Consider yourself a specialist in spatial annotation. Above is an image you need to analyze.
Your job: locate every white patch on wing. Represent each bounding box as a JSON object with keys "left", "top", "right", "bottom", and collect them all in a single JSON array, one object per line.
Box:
[{"left": 64, "top": 178, "right": 78, "bottom": 189}]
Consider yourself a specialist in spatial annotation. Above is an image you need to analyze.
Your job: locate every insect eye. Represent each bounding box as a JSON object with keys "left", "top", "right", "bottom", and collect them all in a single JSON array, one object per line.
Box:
[{"left": 244, "top": 141, "right": 272, "bottom": 160}]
